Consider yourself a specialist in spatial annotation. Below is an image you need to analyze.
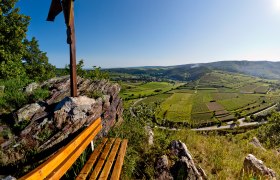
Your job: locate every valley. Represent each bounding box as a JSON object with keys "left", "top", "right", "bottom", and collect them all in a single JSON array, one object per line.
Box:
[
  {"left": 110, "top": 66, "right": 280, "bottom": 179},
  {"left": 119, "top": 70, "right": 280, "bottom": 130}
]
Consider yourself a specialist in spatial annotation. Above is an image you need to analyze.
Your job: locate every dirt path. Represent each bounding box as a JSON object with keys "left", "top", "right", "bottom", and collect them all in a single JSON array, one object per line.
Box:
[{"left": 130, "top": 98, "right": 146, "bottom": 117}]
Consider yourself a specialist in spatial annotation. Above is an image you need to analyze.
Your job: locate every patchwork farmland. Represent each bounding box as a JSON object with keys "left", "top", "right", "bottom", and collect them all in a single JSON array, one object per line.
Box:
[{"left": 121, "top": 71, "right": 279, "bottom": 127}]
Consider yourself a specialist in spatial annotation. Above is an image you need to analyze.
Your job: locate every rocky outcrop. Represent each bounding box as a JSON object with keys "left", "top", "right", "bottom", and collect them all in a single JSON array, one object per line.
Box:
[
  {"left": 155, "top": 140, "right": 207, "bottom": 180},
  {"left": 0, "top": 86, "right": 4, "bottom": 93},
  {"left": 24, "top": 82, "right": 39, "bottom": 94},
  {"left": 15, "top": 103, "right": 44, "bottom": 123},
  {"left": 155, "top": 155, "right": 173, "bottom": 180},
  {"left": 145, "top": 126, "right": 154, "bottom": 146},
  {"left": 0, "top": 76, "right": 123, "bottom": 171},
  {"left": 243, "top": 154, "right": 277, "bottom": 179},
  {"left": 250, "top": 137, "right": 266, "bottom": 151}
]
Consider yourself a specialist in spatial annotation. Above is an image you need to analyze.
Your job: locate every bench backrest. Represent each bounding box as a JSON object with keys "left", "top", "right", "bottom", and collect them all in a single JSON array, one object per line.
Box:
[{"left": 20, "top": 117, "right": 102, "bottom": 180}]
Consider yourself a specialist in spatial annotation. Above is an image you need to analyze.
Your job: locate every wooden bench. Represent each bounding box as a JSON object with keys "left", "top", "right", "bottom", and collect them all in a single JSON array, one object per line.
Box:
[
  {"left": 76, "top": 138, "right": 128, "bottom": 180},
  {"left": 19, "top": 117, "right": 128, "bottom": 180}
]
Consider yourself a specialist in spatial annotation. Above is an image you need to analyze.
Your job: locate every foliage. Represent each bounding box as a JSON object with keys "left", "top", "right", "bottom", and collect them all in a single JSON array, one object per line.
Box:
[
  {"left": 63, "top": 59, "right": 109, "bottom": 80},
  {"left": 0, "top": 0, "right": 29, "bottom": 79},
  {"left": 86, "top": 90, "right": 103, "bottom": 99},
  {"left": 13, "top": 120, "right": 29, "bottom": 134},
  {"left": 0, "top": 78, "right": 30, "bottom": 110},
  {"left": 111, "top": 101, "right": 280, "bottom": 179},
  {"left": 22, "top": 37, "right": 56, "bottom": 82},
  {"left": 0, "top": 0, "right": 55, "bottom": 81},
  {"left": 29, "top": 88, "right": 50, "bottom": 101},
  {"left": 0, "top": 79, "right": 50, "bottom": 113},
  {"left": 258, "top": 111, "right": 280, "bottom": 148},
  {"left": 109, "top": 104, "right": 160, "bottom": 179}
]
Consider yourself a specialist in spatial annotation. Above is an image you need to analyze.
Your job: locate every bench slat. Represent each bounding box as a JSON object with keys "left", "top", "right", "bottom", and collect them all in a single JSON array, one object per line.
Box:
[
  {"left": 76, "top": 138, "right": 108, "bottom": 180},
  {"left": 110, "top": 139, "right": 128, "bottom": 180},
  {"left": 19, "top": 118, "right": 102, "bottom": 180},
  {"left": 89, "top": 138, "right": 115, "bottom": 180},
  {"left": 46, "top": 123, "right": 102, "bottom": 180},
  {"left": 99, "top": 138, "right": 122, "bottom": 180}
]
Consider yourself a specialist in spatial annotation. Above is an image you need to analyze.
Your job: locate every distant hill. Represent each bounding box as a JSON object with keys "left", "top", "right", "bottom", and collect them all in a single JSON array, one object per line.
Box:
[
  {"left": 107, "top": 61, "right": 280, "bottom": 81},
  {"left": 200, "top": 61, "right": 280, "bottom": 79}
]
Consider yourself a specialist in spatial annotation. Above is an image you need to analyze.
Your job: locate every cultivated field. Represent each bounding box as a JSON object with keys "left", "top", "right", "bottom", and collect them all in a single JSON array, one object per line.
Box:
[
  {"left": 120, "top": 82, "right": 183, "bottom": 99},
  {"left": 157, "top": 93, "right": 193, "bottom": 123},
  {"left": 121, "top": 71, "right": 279, "bottom": 127}
]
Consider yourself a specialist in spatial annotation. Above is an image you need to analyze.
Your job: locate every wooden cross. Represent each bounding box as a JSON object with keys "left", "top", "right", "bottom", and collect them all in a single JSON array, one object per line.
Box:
[{"left": 47, "top": 0, "right": 77, "bottom": 97}]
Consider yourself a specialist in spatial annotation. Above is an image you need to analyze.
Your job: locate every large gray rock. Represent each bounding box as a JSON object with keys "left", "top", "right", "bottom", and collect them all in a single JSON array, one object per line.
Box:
[
  {"left": 145, "top": 126, "right": 154, "bottom": 146},
  {"left": 155, "top": 155, "right": 173, "bottom": 180},
  {"left": 250, "top": 137, "right": 266, "bottom": 151},
  {"left": 0, "top": 85, "right": 4, "bottom": 93},
  {"left": 1, "top": 175, "right": 17, "bottom": 180},
  {"left": 243, "top": 154, "right": 277, "bottom": 179},
  {"left": 24, "top": 82, "right": 39, "bottom": 93},
  {"left": 0, "top": 76, "right": 123, "bottom": 170},
  {"left": 15, "top": 103, "right": 44, "bottom": 123},
  {"left": 170, "top": 140, "right": 206, "bottom": 180},
  {"left": 155, "top": 140, "right": 207, "bottom": 180}
]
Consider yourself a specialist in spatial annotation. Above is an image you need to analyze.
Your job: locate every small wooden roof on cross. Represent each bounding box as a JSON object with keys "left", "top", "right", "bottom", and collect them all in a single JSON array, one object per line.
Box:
[{"left": 47, "top": 0, "right": 62, "bottom": 21}]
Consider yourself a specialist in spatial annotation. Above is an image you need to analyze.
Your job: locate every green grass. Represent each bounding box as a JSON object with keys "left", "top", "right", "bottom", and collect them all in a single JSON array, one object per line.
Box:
[
  {"left": 153, "top": 128, "right": 280, "bottom": 179},
  {"left": 109, "top": 102, "right": 280, "bottom": 179}
]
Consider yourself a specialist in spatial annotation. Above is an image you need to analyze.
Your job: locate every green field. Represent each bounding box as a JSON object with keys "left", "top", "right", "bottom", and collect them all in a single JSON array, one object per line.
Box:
[
  {"left": 218, "top": 94, "right": 259, "bottom": 111},
  {"left": 140, "top": 93, "right": 172, "bottom": 104},
  {"left": 157, "top": 93, "right": 193, "bottom": 123},
  {"left": 121, "top": 71, "right": 278, "bottom": 126},
  {"left": 120, "top": 82, "right": 184, "bottom": 99}
]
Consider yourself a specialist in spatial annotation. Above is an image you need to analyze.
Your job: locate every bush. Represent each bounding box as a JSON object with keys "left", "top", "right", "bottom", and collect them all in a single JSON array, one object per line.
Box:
[
  {"left": 29, "top": 88, "right": 50, "bottom": 101},
  {"left": 258, "top": 112, "right": 280, "bottom": 148}
]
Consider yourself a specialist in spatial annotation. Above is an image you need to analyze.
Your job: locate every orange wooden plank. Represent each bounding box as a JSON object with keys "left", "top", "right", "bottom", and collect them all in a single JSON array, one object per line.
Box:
[
  {"left": 46, "top": 124, "right": 102, "bottom": 180},
  {"left": 110, "top": 139, "right": 128, "bottom": 180},
  {"left": 89, "top": 138, "right": 115, "bottom": 180},
  {"left": 19, "top": 118, "right": 102, "bottom": 180},
  {"left": 76, "top": 138, "right": 108, "bottom": 180},
  {"left": 99, "top": 138, "right": 122, "bottom": 180}
]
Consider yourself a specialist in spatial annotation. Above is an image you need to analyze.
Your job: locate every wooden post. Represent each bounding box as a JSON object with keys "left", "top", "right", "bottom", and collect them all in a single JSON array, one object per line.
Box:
[
  {"left": 47, "top": 0, "right": 78, "bottom": 97},
  {"left": 62, "top": 0, "right": 77, "bottom": 97},
  {"left": 68, "top": 2, "right": 77, "bottom": 97},
  {"left": 64, "top": 0, "right": 77, "bottom": 97}
]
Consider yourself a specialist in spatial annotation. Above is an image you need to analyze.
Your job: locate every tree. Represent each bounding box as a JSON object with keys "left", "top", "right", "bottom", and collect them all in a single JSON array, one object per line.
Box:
[
  {"left": 0, "top": 0, "right": 30, "bottom": 79},
  {"left": 65, "top": 59, "right": 110, "bottom": 80},
  {"left": 0, "top": 1, "right": 56, "bottom": 81},
  {"left": 22, "top": 37, "right": 56, "bottom": 82}
]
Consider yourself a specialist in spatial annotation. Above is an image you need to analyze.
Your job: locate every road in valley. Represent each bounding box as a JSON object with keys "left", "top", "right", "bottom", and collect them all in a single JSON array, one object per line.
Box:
[
  {"left": 192, "top": 104, "right": 277, "bottom": 131},
  {"left": 129, "top": 97, "right": 277, "bottom": 132},
  {"left": 129, "top": 98, "right": 146, "bottom": 117}
]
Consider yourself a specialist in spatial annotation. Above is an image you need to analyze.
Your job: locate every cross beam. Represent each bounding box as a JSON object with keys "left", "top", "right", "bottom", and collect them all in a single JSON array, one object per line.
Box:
[{"left": 47, "top": 0, "right": 77, "bottom": 97}]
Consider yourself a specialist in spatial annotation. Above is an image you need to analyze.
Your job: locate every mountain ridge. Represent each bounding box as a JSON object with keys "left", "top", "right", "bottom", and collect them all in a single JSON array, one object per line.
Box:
[{"left": 107, "top": 60, "right": 280, "bottom": 80}]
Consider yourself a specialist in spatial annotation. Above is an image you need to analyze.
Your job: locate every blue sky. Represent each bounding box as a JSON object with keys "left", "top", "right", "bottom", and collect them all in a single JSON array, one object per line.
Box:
[{"left": 18, "top": 0, "right": 280, "bottom": 68}]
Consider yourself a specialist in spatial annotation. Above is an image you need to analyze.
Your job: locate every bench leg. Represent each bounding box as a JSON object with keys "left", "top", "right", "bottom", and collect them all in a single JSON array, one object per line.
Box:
[{"left": 90, "top": 141, "right": 94, "bottom": 151}]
